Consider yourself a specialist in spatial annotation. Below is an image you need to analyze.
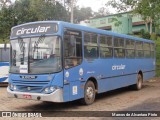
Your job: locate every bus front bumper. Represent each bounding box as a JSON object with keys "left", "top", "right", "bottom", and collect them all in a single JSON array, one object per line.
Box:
[{"left": 7, "top": 87, "right": 64, "bottom": 102}]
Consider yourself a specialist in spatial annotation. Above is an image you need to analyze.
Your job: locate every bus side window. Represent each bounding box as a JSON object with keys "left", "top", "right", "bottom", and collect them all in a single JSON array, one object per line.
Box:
[
  {"left": 114, "top": 37, "right": 125, "bottom": 58},
  {"left": 135, "top": 41, "right": 143, "bottom": 58},
  {"left": 99, "top": 35, "right": 113, "bottom": 58},
  {"left": 126, "top": 39, "right": 135, "bottom": 58},
  {"left": 64, "top": 29, "right": 82, "bottom": 69},
  {"left": 84, "top": 32, "right": 98, "bottom": 59}
]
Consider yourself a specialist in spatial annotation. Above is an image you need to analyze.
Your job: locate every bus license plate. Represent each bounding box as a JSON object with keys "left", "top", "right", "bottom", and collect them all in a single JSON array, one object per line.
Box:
[{"left": 23, "top": 94, "right": 32, "bottom": 99}]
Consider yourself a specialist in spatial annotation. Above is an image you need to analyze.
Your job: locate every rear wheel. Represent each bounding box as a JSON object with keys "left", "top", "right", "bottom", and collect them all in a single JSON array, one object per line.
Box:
[
  {"left": 133, "top": 74, "right": 143, "bottom": 90},
  {"left": 81, "top": 81, "right": 96, "bottom": 105}
]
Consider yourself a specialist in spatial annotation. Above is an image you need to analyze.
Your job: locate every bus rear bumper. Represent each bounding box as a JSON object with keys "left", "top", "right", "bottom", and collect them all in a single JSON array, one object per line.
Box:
[{"left": 7, "top": 87, "right": 64, "bottom": 102}]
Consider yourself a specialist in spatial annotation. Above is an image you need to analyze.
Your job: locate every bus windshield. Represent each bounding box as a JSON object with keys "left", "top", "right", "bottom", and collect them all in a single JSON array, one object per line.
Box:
[{"left": 10, "top": 36, "right": 62, "bottom": 74}]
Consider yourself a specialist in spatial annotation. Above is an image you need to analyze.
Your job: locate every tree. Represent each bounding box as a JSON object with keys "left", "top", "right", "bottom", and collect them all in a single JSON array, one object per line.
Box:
[
  {"left": 74, "top": 7, "right": 93, "bottom": 23},
  {"left": 0, "top": 6, "right": 14, "bottom": 41},
  {"left": 94, "top": 7, "right": 111, "bottom": 18},
  {"left": 0, "top": 0, "right": 71, "bottom": 42},
  {"left": 0, "top": 0, "right": 11, "bottom": 7},
  {"left": 107, "top": 0, "right": 160, "bottom": 34}
]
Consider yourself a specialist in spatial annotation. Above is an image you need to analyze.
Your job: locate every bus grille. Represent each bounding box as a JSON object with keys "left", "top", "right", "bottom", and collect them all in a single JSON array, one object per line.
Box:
[{"left": 12, "top": 79, "right": 50, "bottom": 93}]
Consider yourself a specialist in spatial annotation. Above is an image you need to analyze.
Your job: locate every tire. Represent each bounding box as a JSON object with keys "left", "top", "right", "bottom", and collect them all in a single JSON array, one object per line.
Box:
[
  {"left": 133, "top": 74, "right": 143, "bottom": 90},
  {"left": 80, "top": 81, "right": 96, "bottom": 105}
]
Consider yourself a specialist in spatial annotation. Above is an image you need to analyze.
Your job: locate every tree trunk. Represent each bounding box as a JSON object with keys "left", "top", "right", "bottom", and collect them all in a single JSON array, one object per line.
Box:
[
  {"left": 145, "top": 21, "right": 149, "bottom": 32},
  {"left": 150, "top": 19, "right": 153, "bottom": 34}
]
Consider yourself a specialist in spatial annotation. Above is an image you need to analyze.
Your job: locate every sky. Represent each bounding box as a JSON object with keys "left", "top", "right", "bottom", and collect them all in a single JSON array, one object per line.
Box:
[
  {"left": 77, "top": 0, "right": 117, "bottom": 13},
  {"left": 11, "top": 0, "right": 117, "bottom": 14}
]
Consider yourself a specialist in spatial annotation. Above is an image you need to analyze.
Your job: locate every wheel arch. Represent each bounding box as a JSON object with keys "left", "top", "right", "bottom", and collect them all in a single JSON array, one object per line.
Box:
[{"left": 138, "top": 70, "right": 143, "bottom": 82}]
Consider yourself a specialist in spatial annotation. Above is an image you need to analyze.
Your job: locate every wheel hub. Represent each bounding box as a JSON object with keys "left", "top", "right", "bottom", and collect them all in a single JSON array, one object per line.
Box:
[{"left": 86, "top": 87, "right": 94, "bottom": 99}]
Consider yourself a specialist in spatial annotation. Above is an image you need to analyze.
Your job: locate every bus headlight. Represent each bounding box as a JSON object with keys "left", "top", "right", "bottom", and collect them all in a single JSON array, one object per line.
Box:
[
  {"left": 9, "top": 84, "right": 13, "bottom": 89},
  {"left": 13, "top": 86, "right": 17, "bottom": 90},
  {"left": 44, "top": 88, "right": 49, "bottom": 93},
  {"left": 50, "top": 86, "right": 55, "bottom": 92},
  {"left": 11, "top": 84, "right": 14, "bottom": 89},
  {"left": 43, "top": 86, "right": 56, "bottom": 94}
]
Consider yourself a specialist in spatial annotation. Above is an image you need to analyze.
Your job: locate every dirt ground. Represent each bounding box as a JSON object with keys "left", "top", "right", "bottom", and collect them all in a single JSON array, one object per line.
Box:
[{"left": 0, "top": 78, "right": 160, "bottom": 120}]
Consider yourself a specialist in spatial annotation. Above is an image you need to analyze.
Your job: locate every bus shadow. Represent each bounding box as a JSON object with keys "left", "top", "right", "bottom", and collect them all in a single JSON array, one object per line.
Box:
[
  {"left": 23, "top": 100, "right": 81, "bottom": 111},
  {"left": 95, "top": 84, "right": 151, "bottom": 102},
  {"left": 22, "top": 84, "right": 151, "bottom": 111}
]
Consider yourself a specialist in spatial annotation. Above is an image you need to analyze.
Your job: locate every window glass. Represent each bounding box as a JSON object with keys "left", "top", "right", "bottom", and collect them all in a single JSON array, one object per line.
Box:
[
  {"left": 84, "top": 32, "right": 98, "bottom": 59},
  {"left": 136, "top": 50, "right": 143, "bottom": 58},
  {"left": 126, "top": 39, "right": 135, "bottom": 49},
  {"left": 100, "top": 35, "right": 112, "bottom": 47},
  {"left": 150, "top": 43, "right": 155, "bottom": 58},
  {"left": 64, "top": 29, "right": 82, "bottom": 69},
  {"left": 143, "top": 43, "right": 150, "bottom": 50},
  {"left": 84, "top": 32, "right": 97, "bottom": 45},
  {"left": 151, "top": 43, "right": 154, "bottom": 51},
  {"left": 108, "top": 18, "right": 113, "bottom": 23},
  {"left": 114, "top": 37, "right": 125, "bottom": 58},
  {"left": 100, "top": 35, "right": 113, "bottom": 58},
  {"left": 144, "top": 51, "right": 151, "bottom": 58},
  {"left": 114, "top": 48, "right": 125, "bottom": 58},
  {"left": 136, "top": 41, "right": 143, "bottom": 50},
  {"left": 126, "top": 49, "right": 135, "bottom": 58},
  {"left": 143, "top": 42, "right": 151, "bottom": 58},
  {"left": 114, "top": 37, "right": 124, "bottom": 48},
  {"left": 1, "top": 48, "right": 9, "bottom": 62},
  {"left": 135, "top": 41, "right": 143, "bottom": 58},
  {"left": 126, "top": 39, "right": 135, "bottom": 58}
]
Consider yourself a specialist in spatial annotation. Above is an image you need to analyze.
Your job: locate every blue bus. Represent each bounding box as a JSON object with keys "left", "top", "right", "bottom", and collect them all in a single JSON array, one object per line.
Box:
[
  {"left": 7, "top": 21, "right": 155, "bottom": 105},
  {"left": 0, "top": 44, "right": 9, "bottom": 85}
]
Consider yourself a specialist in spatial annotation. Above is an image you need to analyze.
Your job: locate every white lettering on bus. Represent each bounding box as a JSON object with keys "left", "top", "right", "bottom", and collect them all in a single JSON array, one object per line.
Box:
[
  {"left": 16, "top": 26, "right": 51, "bottom": 35},
  {"left": 112, "top": 64, "right": 126, "bottom": 70}
]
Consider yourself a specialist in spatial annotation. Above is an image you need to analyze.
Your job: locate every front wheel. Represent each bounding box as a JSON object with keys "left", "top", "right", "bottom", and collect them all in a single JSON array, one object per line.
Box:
[{"left": 80, "top": 81, "right": 96, "bottom": 105}]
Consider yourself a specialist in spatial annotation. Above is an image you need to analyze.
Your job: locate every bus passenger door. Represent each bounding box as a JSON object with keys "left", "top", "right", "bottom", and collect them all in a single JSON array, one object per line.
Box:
[{"left": 63, "top": 28, "right": 84, "bottom": 101}]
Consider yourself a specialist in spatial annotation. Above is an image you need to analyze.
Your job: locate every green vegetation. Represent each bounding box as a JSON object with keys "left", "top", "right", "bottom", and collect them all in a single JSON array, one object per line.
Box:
[{"left": 155, "top": 40, "right": 160, "bottom": 76}]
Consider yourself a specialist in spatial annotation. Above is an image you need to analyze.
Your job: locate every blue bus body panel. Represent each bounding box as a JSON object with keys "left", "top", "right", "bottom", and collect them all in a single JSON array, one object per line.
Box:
[
  {"left": 0, "top": 62, "right": 9, "bottom": 82},
  {"left": 9, "top": 71, "right": 64, "bottom": 93},
  {"left": 8, "top": 21, "right": 156, "bottom": 102}
]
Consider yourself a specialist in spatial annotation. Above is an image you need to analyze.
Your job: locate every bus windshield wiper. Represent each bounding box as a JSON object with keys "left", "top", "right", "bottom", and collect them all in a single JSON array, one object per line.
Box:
[
  {"left": 18, "top": 37, "right": 25, "bottom": 64},
  {"left": 18, "top": 37, "right": 25, "bottom": 53},
  {"left": 33, "top": 35, "right": 45, "bottom": 52}
]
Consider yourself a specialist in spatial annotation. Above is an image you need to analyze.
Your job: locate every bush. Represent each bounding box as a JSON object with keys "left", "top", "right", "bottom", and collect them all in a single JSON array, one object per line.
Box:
[
  {"left": 139, "top": 29, "right": 151, "bottom": 39},
  {"left": 150, "top": 33, "right": 157, "bottom": 40}
]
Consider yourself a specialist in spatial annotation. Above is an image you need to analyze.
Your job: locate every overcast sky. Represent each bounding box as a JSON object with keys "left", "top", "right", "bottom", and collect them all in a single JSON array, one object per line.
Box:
[
  {"left": 77, "top": 0, "right": 117, "bottom": 13},
  {"left": 11, "top": 0, "right": 117, "bottom": 13}
]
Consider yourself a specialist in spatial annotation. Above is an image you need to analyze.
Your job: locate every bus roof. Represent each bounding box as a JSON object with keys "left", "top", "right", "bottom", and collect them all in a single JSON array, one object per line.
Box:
[{"left": 11, "top": 21, "right": 154, "bottom": 43}]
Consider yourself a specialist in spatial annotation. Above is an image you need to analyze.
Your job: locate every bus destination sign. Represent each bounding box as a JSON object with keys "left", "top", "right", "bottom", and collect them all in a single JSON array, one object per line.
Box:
[{"left": 10, "top": 23, "right": 58, "bottom": 38}]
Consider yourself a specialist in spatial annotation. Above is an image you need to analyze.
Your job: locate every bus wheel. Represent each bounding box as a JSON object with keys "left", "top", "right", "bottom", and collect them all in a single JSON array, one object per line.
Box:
[
  {"left": 81, "top": 81, "right": 96, "bottom": 105},
  {"left": 134, "top": 74, "right": 143, "bottom": 90}
]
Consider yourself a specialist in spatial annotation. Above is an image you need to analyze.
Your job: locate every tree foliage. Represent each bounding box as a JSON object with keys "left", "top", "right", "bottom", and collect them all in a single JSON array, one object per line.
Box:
[
  {"left": 74, "top": 7, "right": 93, "bottom": 23},
  {"left": 94, "top": 7, "right": 111, "bottom": 18},
  {"left": 107, "top": 0, "right": 160, "bottom": 34},
  {"left": 0, "top": 0, "right": 94, "bottom": 42}
]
